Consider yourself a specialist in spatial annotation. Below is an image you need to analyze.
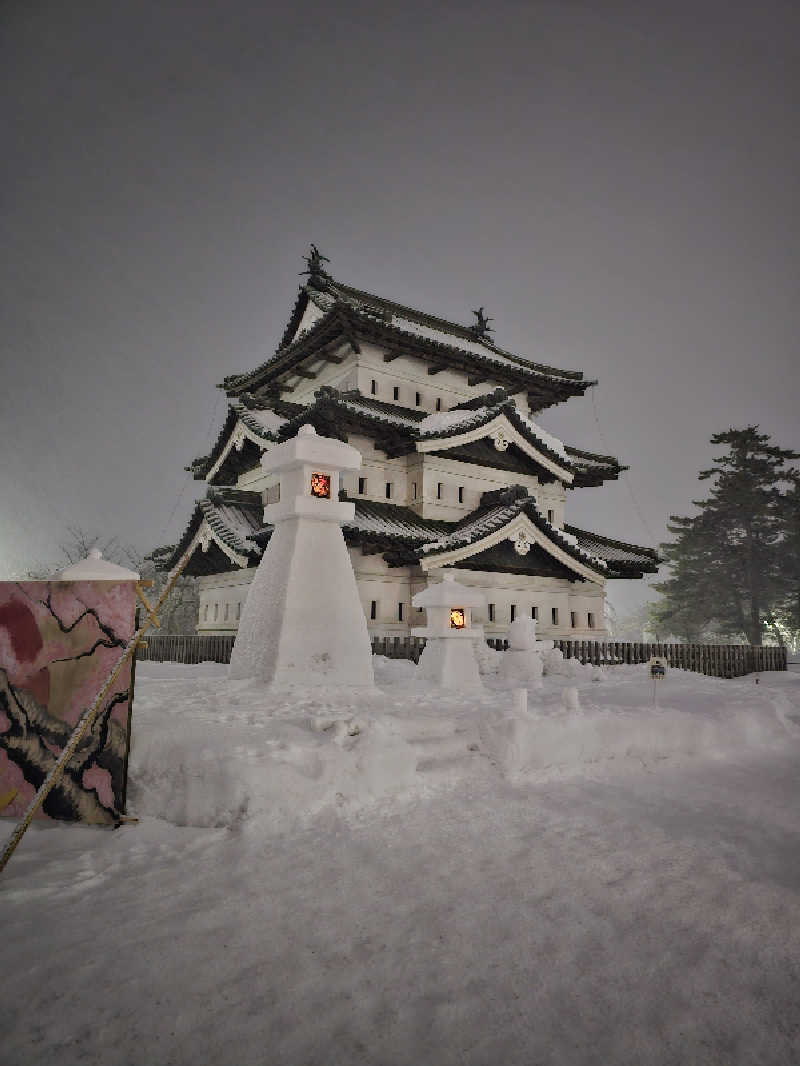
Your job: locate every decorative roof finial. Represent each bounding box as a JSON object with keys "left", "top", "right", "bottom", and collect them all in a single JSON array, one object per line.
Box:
[
  {"left": 470, "top": 306, "right": 493, "bottom": 338},
  {"left": 300, "top": 244, "right": 331, "bottom": 287}
]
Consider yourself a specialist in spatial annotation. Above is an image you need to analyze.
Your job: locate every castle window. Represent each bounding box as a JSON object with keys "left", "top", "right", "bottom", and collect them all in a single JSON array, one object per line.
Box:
[
  {"left": 547, "top": 509, "right": 554, "bottom": 524},
  {"left": 551, "top": 607, "right": 559, "bottom": 625},
  {"left": 437, "top": 482, "right": 443, "bottom": 500},
  {"left": 588, "top": 612, "right": 595, "bottom": 629},
  {"left": 531, "top": 606, "right": 538, "bottom": 620},
  {"left": 224, "top": 603, "right": 229, "bottom": 621},
  {"left": 371, "top": 379, "right": 377, "bottom": 395},
  {"left": 236, "top": 602, "right": 241, "bottom": 620},
  {"left": 358, "top": 477, "right": 367, "bottom": 494},
  {"left": 393, "top": 386, "right": 400, "bottom": 401},
  {"left": 458, "top": 486, "right": 464, "bottom": 503},
  {"left": 213, "top": 603, "right": 219, "bottom": 621},
  {"left": 203, "top": 604, "right": 209, "bottom": 621},
  {"left": 415, "top": 391, "right": 421, "bottom": 407},
  {"left": 435, "top": 398, "right": 442, "bottom": 411},
  {"left": 488, "top": 604, "right": 495, "bottom": 622},
  {"left": 398, "top": 602, "right": 404, "bottom": 622},
  {"left": 370, "top": 600, "right": 377, "bottom": 620},
  {"left": 570, "top": 611, "right": 577, "bottom": 628},
  {"left": 510, "top": 604, "right": 516, "bottom": 622},
  {"left": 385, "top": 482, "right": 392, "bottom": 499},
  {"left": 413, "top": 481, "right": 417, "bottom": 499}
]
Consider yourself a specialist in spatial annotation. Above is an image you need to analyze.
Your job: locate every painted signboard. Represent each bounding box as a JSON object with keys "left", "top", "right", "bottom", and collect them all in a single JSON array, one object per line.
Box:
[{"left": 0, "top": 581, "right": 136, "bottom": 824}]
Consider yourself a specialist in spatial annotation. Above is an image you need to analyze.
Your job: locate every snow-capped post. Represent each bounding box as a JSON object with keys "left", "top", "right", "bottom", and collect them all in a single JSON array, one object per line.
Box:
[
  {"left": 228, "top": 424, "right": 375, "bottom": 690},
  {"left": 411, "top": 572, "right": 485, "bottom": 690}
]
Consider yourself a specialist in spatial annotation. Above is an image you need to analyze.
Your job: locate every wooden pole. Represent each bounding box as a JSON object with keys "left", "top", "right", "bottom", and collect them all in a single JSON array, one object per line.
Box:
[{"left": 0, "top": 551, "right": 193, "bottom": 877}]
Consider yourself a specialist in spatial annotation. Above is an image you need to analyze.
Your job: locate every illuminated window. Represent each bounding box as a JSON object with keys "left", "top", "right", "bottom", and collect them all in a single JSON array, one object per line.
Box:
[
  {"left": 358, "top": 477, "right": 366, "bottom": 494},
  {"left": 370, "top": 600, "right": 377, "bottom": 620},
  {"left": 310, "top": 472, "right": 331, "bottom": 498},
  {"left": 385, "top": 482, "right": 392, "bottom": 499},
  {"left": 488, "top": 604, "right": 495, "bottom": 622},
  {"left": 450, "top": 608, "right": 465, "bottom": 630},
  {"left": 551, "top": 607, "right": 558, "bottom": 625},
  {"left": 510, "top": 604, "right": 516, "bottom": 622}
]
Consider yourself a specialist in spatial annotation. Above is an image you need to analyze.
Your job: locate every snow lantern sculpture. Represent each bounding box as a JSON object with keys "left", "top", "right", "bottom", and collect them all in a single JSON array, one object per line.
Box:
[
  {"left": 228, "top": 424, "right": 375, "bottom": 690},
  {"left": 412, "top": 572, "right": 485, "bottom": 690},
  {"left": 498, "top": 616, "right": 543, "bottom": 686}
]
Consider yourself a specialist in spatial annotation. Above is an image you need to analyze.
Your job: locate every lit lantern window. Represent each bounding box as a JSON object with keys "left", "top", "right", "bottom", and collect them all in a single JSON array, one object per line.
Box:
[
  {"left": 310, "top": 472, "right": 331, "bottom": 498},
  {"left": 450, "top": 608, "right": 466, "bottom": 629}
]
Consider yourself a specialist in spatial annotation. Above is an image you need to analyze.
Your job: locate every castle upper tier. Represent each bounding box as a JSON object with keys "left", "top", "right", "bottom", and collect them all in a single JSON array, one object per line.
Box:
[{"left": 170, "top": 248, "right": 658, "bottom": 637}]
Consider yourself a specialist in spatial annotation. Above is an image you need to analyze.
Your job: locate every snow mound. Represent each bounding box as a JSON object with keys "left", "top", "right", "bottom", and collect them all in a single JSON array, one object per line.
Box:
[{"left": 126, "top": 662, "right": 800, "bottom": 830}]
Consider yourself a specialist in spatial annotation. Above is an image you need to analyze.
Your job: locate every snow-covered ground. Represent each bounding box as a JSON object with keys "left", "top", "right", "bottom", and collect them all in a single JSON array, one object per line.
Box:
[{"left": 3, "top": 661, "right": 800, "bottom": 1065}]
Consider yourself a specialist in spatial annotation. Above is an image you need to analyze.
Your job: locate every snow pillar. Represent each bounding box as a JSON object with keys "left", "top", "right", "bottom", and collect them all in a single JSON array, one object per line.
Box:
[{"left": 228, "top": 425, "right": 375, "bottom": 690}]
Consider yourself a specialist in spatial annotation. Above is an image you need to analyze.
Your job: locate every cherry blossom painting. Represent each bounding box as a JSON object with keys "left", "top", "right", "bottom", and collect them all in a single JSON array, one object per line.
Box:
[{"left": 0, "top": 581, "right": 136, "bottom": 824}]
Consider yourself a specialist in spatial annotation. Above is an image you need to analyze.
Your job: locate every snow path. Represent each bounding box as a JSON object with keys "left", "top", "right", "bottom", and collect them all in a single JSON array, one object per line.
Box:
[{"left": 3, "top": 747, "right": 800, "bottom": 1065}]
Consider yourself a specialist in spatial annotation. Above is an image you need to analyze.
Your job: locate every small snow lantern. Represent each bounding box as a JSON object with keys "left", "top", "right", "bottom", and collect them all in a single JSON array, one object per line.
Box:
[{"left": 412, "top": 572, "right": 485, "bottom": 690}]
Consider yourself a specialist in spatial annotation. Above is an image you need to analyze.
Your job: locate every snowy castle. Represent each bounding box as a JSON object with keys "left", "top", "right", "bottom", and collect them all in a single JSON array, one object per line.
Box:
[{"left": 170, "top": 247, "right": 658, "bottom": 639}]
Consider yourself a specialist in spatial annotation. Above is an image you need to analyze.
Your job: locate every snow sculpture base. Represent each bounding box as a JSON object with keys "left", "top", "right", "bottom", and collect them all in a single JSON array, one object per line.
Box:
[{"left": 416, "top": 634, "right": 482, "bottom": 691}]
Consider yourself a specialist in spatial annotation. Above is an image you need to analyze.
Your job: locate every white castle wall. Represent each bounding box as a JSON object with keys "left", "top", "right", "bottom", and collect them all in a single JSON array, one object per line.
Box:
[{"left": 196, "top": 555, "right": 606, "bottom": 638}]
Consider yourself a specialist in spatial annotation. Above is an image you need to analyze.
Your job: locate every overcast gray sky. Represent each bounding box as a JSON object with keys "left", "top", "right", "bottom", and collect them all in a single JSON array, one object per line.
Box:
[{"left": 2, "top": 0, "right": 797, "bottom": 617}]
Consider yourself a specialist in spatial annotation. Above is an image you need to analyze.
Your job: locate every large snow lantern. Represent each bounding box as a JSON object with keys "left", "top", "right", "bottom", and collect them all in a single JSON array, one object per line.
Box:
[
  {"left": 412, "top": 572, "right": 485, "bottom": 690},
  {"left": 228, "top": 424, "right": 375, "bottom": 689}
]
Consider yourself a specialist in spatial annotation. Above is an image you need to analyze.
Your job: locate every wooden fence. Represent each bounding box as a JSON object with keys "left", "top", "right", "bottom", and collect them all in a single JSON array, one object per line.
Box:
[{"left": 136, "top": 633, "right": 786, "bottom": 677}]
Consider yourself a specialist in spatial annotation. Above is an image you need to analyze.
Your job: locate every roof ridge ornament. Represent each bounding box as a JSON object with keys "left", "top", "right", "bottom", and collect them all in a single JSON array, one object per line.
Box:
[
  {"left": 300, "top": 244, "right": 331, "bottom": 289},
  {"left": 470, "top": 306, "right": 494, "bottom": 339}
]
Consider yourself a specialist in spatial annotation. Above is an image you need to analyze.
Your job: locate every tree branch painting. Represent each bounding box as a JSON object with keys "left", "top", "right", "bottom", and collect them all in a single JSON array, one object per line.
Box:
[{"left": 0, "top": 580, "right": 136, "bottom": 823}]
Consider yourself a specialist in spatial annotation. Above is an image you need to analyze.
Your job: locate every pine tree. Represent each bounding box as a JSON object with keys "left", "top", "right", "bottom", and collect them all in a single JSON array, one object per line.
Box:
[{"left": 652, "top": 427, "right": 799, "bottom": 645}]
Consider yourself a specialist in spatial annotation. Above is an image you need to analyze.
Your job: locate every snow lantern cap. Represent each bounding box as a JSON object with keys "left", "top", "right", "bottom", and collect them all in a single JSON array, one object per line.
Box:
[
  {"left": 412, "top": 571, "right": 486, "bottom": 609},
  {"left": 56, "top": 548, "right": 140, "bottom": 581}
]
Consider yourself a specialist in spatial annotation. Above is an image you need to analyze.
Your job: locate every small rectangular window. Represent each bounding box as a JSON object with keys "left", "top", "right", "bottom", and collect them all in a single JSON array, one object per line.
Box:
[
  {"left": 531, "top": 606, "right": 538, "bottom": 620},
  {"left": 570, "top": 611, "right": 577, "bottom": 628},
  {"left": 385, "top": 482, "right": 392, "bottom": 499},
  {"left": 437, "top": 482, "right": 443, "bottom": 500},
  {"left": 588, "top": 612, "right": 595, "bottom": 629},
  {"left": 370, "top": 600, "right": 377, "bottom": 620},
  {"left": 510, "top": 604, "right": 516, "bottom": 622},
  {"left": 398, "top": 602, "right": 404, "bottom": 622},
  {"left": 358, "top": 477, "right": 366, "bottom": 494},
  {"left": 213, "top": 603, "right": 219, "bottom": 621},
  {"left": 393, "top": 386, "right": 399, "bottom": 401},
  {"left": 415, "top": 391, "right": 421, "bottom": 406},
  {"left": 236, "top": 602, "right": 241, "bottom": 620},
  {"left": 435, "top": 398, "right": 442, "bottom": 411},
  {"left": 551, "top": 607, "right": 558, "bottom": 625},
  {"left": 413, "top": 481, "right": 417, "bottom": 499},
  {"left": 371, "top": 379, "right": 377, "bottom": 395},
  {"left": 224, "top": 603, "right": 229, "bottom": 621},
  {"left": 203, "top": 604, "right": 209, "bottom": 621},
  {"left": 458, "top": 486, "right": 464, "bottom": 504},
  {"left": 488, "top": 604, "right": 495, "bottom": 622},
  {"left": 547, "top": 509, "right": 554, "bottom": 524}
]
